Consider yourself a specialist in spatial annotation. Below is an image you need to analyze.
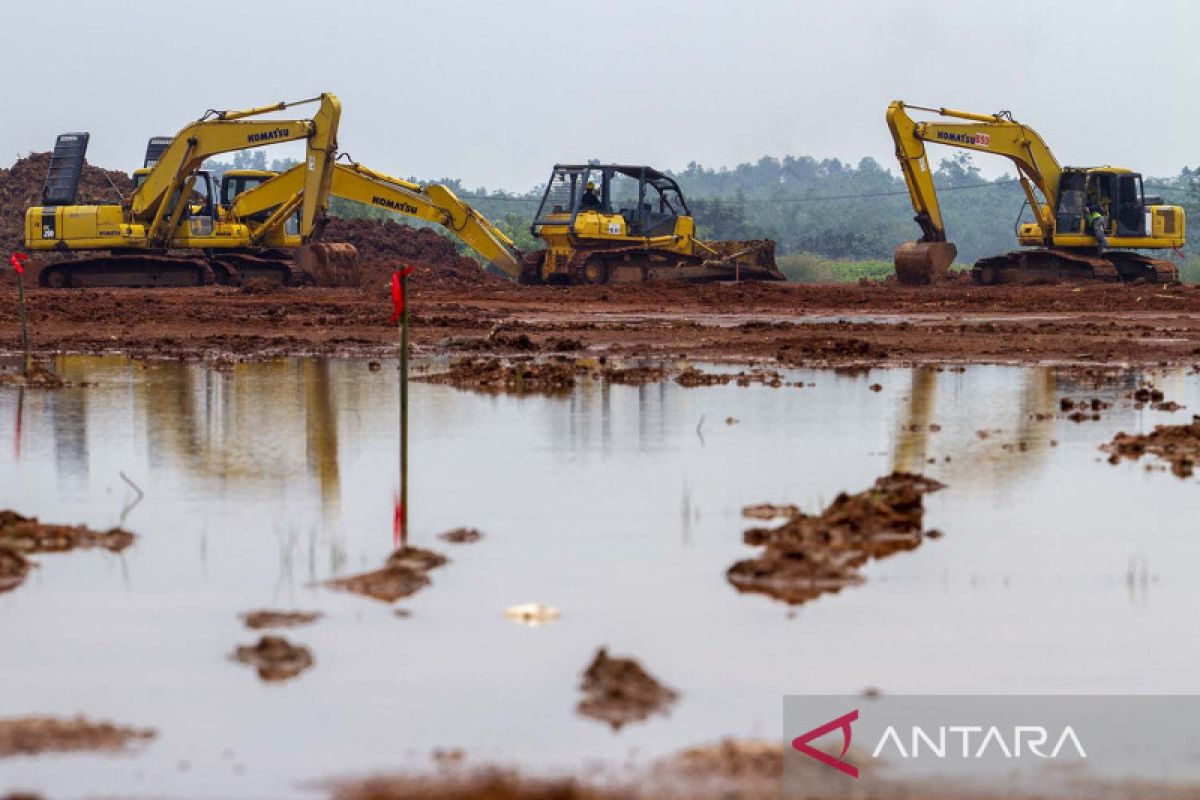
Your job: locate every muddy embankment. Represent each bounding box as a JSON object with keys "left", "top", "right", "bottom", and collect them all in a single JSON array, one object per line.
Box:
[{"left": 6, "top": 282, "right": 1200, "bottom": 368}]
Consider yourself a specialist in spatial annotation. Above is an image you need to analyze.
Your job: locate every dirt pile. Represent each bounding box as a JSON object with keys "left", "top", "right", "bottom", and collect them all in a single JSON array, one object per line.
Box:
[
  {"left": 330, "top": 770, "right": 624, "bottom": 800},
  {"left": 240, "top": 610, "right": 322, "bottom": 630},
  {"left": 0, "top": 510, "right": 134, "bottom": 554},
  {"left": 421, "top": 357, "right": 580, "bottom": 395},
  {"left": 233, "top": 635, "right": 314, "bottom": 682},
  {"left": 1104, "top": 418, "right": 1200, "bottom": 477},
  {"left": 324, "top": 545, "right": 448, "bottom": 603},
  {"left": 0, "top": 716, "right": 154, "bottom": 757},
  {"left": 318, "top": 218, "right": 512, "bottom": 293},
  {"left": 728, "top": 472, "right": 946, "bottom": 605},
  {"left": 438, "top": 527, "right": 483, "bottom": 544},
  {"left": 0, "top": 548, "right": 30, "bottom": 594},
  {"left": 0, "top": 152, "right": 134, "bottom": 279},
  {"left": 576, "top": 648, "right": 678, "bottom": 731}
]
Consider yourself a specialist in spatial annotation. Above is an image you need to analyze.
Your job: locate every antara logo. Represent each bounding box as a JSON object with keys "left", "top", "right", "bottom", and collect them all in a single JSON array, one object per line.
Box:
[
  {"left": 935, "top": 131, "right": 991, "bottom": 147},
  {"left": 792, "top": 710, "right": 1087, "bottom": 779},
  {"left": 372, "top": 196, "right": 420, "bottom": 215},
  {"left": 247, "top": 127, "right": 290, "bottom": 144}
]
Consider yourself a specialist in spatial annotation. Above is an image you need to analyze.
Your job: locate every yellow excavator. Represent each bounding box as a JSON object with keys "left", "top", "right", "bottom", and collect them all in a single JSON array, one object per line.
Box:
[
  {"left": 524, "top": 163, "right": 780, "bottom": 283},
  {"left": 24, "top": 94, "right": 352, "bottom": 287},
  {"left": 227, "top": 156, "right": 523, "bottom": 279},
  {"left": 887, "top": 101, "right": 1185, "bottom": 285}
]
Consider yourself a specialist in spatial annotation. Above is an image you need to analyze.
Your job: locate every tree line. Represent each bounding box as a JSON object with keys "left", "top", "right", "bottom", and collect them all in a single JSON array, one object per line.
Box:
[{"left": 204, "top": 151, "right": 1200, "bottom": 264}]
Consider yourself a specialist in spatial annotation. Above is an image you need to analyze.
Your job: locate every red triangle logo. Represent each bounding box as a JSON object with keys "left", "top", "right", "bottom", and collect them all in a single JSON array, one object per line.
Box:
[{"left": 791, "top": 709, "right": 859, "bottom": 778}]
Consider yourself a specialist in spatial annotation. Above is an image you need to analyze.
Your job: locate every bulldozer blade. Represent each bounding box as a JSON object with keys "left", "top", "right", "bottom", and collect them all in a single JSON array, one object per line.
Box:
[
  {"left": 296, "top": 242, "right": 359, "bottom": 285},
  {"left": 894, "top": 241, "right": 957, "bottom": 285},
  {"left": 698, "top": 239, "right": 785, "bottom": 281}
]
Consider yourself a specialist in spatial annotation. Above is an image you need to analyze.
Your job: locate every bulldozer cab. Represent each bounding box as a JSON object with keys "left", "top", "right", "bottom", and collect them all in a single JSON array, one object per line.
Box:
[
  {"left": 1055, "top": 168, "right": 1148, "bottom": 237},
  {"left": 531, "top": 164, "right": 690, "bottom": 239}
]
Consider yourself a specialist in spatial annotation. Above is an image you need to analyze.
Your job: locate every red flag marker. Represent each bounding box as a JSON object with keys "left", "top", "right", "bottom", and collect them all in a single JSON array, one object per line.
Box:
[
  {"left": 10, "top": 252, "right": 28, "bottom": 275},
  {"left": 390, "top": 266, "right": 414, "bottom": 322}
]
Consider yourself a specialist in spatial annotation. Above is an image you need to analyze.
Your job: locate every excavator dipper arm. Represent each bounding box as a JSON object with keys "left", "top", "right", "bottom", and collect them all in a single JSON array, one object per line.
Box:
[{"left": 232, "top": 158, "right": 523, "bottom": 279}]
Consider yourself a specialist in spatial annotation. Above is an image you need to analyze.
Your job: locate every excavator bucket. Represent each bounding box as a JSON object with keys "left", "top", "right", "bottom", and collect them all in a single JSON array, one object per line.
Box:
[
  {"left": 296, "top": 242, "right": 358, "bottom": 285},
  {"left": 894, "top": 241, "right": 957, "bottom": 285}
]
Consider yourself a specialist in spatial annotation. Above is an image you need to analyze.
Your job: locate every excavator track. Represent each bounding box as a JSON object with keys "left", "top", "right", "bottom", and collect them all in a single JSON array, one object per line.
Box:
[
  {"left": 38, "top": 254, "right": 216, "bottom": 288},
  {"left": 971, "top": 249, "right": 1179, "bottom": 286},
  {"left": 561, "top": 240, "right": 782, "bottom": 285},
  {"left": 36, "top": 251, "right": 319, "bottom": 289}
]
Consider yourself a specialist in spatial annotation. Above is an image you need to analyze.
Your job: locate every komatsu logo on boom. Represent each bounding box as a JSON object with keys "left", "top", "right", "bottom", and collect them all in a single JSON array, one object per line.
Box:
[
  {"left": 936, "top": 131, "right": 991, "bottom": 146},
  {"left": 247, "top": 127, "right": 291, "bottom": 144},
  {"left": 372, "top": 196, "right": 420, "bottom": 215}
]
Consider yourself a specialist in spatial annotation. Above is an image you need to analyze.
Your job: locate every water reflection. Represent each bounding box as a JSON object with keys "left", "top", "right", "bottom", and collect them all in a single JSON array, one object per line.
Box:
[{"left": 4, "top": 357, "right": 1200, "bottom": 800}]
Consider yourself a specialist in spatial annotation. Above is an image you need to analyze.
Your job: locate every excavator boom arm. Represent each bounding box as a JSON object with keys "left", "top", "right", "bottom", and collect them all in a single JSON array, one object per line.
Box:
[
  {"left": 232, "top": 159, "right": 523, "bottom": 279},
  {"left": 887, "top": 101, "right": 1062, "bottom": 243},
  {"left": 132, "top": 94, "right": 341, "bottom": 245}
]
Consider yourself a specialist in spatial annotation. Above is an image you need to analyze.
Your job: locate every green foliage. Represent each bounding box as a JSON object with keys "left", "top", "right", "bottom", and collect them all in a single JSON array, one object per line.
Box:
[{"left": 776, "top": 252, "right": 896, "bottom": 283}]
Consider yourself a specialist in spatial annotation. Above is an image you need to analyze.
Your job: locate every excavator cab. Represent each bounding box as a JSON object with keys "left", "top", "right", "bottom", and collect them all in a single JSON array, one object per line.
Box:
[{"left": 531, "top": 164, "right": 690, "bottom": 240}]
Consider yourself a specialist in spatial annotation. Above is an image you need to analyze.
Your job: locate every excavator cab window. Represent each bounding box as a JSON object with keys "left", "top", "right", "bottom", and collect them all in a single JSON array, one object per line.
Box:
[
  {"left": 1055, "top": 171, "right": 1087, "bottom": 234},
  {"left": 1086, "top": 172, "right": 1115, "bottom": 232},
  {"left": 1115, "top": 173, "right": 1146, "bottom": 236}
]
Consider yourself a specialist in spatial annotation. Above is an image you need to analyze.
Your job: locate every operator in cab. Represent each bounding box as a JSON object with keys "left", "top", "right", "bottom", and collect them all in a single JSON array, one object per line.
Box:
[
  {"left": 580, "top": 180, "right": 601, "bottom": 211},
  {"left": 1086, "top": 195, "right": 1108, "bottom": 253}
]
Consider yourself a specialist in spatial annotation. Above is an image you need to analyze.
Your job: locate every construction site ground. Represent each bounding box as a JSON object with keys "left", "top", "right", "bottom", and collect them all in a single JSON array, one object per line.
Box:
[{"left": 4, "top": 280, "right": 1200, "bottom": 367}]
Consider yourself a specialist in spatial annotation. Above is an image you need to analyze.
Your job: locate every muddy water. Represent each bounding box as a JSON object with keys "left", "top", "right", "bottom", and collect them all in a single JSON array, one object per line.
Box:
[{"left": 2, "top": 356, "right": 1200, "bottom": 798}]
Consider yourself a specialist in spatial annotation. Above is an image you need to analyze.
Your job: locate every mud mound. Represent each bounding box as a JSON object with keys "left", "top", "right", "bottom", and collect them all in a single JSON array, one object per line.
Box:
[
  {"left": 0, "top": 152, "right": 133, "bottom": 280},
  {"left": 1104, "top": 418, "right": 1200, "bottom": 477},
  {"left": 233, "top": 635, "right": 314, "bottom": 682},
  {"left": 0, "top": 547, "right": 31, "bottom": 594},
  {"left": 439, "top": 527, "right": 483, "bottom": 544},
  {"left": 240, "top": 610, "right": 322, "bottom": 630},
  {"left": 325, "top": 545, "right": 447, "bottom": 603},
  {"left": 318, "top": 218, "right": 512, "bottom": 293},
  {"left": 577, "top": 648, "right": 678, "bottom": 731},
  {"left": 421, "top": 356, "right": 580, "bottom": 395},
  {"left": 0, "top": 510, "right": 133, "bottom": 554},
  {"left": 0, "top": 716, "right": 154, "bottom": 757},
  {"left": 728, "top": 472, "right": 945, "bottom": 605},
  {"left": 331, "top": 770, "right": 623, "bottom": 800}
]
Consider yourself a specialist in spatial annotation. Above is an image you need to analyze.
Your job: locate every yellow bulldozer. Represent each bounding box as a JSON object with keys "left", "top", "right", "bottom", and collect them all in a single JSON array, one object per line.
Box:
[
  {"left": 523, "top": 163, "right": 780, "bottom": 284},
  {"left": 887, "top": 101, "right": 1185, "bottom": 285}
]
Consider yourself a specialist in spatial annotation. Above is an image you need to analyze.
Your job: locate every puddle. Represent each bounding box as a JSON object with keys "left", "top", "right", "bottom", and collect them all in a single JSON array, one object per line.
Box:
[{"left": 3, "top": 355, "right": 1200, "bottom": 797}]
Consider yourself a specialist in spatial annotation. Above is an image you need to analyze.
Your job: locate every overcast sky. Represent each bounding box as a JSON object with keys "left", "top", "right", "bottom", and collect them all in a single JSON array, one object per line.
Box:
[{"left": 3, "top": 0, "right": 1197, "bottom": 191}]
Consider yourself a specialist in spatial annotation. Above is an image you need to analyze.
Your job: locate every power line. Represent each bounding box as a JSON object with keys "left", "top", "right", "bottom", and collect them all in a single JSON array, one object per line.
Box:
[{"left": 456, "top": 178, "right": 1023, "bottom": 205}]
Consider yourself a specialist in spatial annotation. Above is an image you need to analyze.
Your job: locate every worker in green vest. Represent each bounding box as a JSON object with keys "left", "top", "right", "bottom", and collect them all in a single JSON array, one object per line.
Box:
[{"left": 1086, "top": 198, "right": 1108, "bottom": 253}]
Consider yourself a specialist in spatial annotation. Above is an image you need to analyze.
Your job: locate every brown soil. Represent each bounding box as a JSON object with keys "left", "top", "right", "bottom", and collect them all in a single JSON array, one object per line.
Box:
[
  {"left": 317, "top": 218, "right": 513, "bottom": 293},
  {"left": 438, "top": 527, "right": 484, "bottom": 544},
  {"left": 324, "top": 545, "right": 447, "bottom": 603},
  {"left": 728, "top": 472, "right": 945, "bottom": 605},
  {"left": 240, "top": 610, "right": 323, "bottom": 630},
  {"left": 576, "top": 648, "right": 679, "bottom": 731},
  {"left": 232, "top": 635, "right": 315, "bottom": 682},
  {"left": 8, "top": 282, "right": 1200, "bottom": 368},
  {"left": 330, "top": 770, "right": 623, "bottom": 800},
  {"left": 1103, "top": 417, "right": 1200, "bottom": 477},
  {"left": 0, "top": 716, "right": 154, "bottom": 757},
  {"left": 0, "top": 546, "right": 31, "bottom": 594},
  {"left": 421, "top": 357, "right": 580, "bottom": 394},
  {"left": 0, "top": 510, "right": 134, "bottom": 554}
]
